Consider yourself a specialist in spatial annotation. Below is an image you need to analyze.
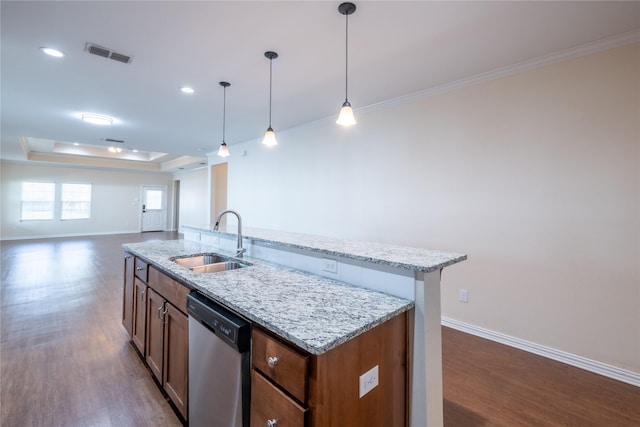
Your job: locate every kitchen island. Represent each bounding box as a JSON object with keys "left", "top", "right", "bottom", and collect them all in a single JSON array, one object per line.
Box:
[
  {"left": 124, "top": 226, "right": 466, "bottom": 426},
  {"left": 123, "top": 238, "right": 413, "bottom": 355}
]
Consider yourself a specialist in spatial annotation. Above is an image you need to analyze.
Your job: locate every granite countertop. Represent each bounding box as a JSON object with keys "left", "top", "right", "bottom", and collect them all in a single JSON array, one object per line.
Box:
[
  {"left": 183, "top": 225, "right": 467, "bottom": 272},
  {"left": 123, "top": 239, "right": 414, "bottom": 355}
]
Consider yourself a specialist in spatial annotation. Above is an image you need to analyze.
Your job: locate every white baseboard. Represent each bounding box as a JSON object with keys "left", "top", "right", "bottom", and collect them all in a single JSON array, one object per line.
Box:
[
  {"left": 441, "top": 317, "right": 640, "bottom": 388},
  {"left": 0, "top": 230, "right": 147, "bottom": 241}
]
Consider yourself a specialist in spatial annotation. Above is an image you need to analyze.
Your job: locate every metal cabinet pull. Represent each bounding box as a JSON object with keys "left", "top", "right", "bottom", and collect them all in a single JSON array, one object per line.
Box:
[
  {"left": 157, "top": 305, "right": 164, "bottom": 320},
  {"left": 136, "top": 267, "right": 144, "bottom": 271},
  {"left": 267, "top": 356, "right": 279, "bottom": 368},
  {"left": 267, "top": 419, "right": 277, "bottom": 427},
  {"left": 141, "top": 289, "right": 146, "bottom": 300}
]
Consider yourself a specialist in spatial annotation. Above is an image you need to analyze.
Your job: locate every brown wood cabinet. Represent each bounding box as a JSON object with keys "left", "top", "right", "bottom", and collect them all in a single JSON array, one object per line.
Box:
[
  {"left": 123, "top": 255, "right": 189, "bottom": 421},
  {"left": 251, "top": 312, "right": 408, "bottom": 427},
  {"left": 163, "top": 301, "right": 189, "bottom": 417},
  {"left": 131, "top": 257, "right": 149, "bottom": 354},
  {"left": 132, "top": 277, "right": 147, "bottom": 354},
  {"left": 144, "top": 267, "right": 189, "bottom": 421},
  {"left": 134, "top": 256, "right": 149, "bottom": 282},
  {"left": 146, "top": 288, "right": 165, "bottom": 380},
  {"left": 122, "top": 252, "right": 134, "bottom": 337}
]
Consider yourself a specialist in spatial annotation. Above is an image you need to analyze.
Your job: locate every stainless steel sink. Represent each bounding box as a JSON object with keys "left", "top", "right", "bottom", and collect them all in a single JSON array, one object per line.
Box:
[
  {"left": 173, "top": 254, "right": 231, "bottom": 268},
  {"left": 191, "top": 261, "right": 247, "bottom": 273},
  {"left": 172, "top": 253, "right": 250, "bottom": 273}
]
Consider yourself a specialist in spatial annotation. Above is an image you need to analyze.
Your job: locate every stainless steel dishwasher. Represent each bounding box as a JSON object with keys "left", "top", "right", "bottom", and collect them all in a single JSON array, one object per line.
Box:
[{"left": 187, "top": 291, "right": 251, "bottom": 427}]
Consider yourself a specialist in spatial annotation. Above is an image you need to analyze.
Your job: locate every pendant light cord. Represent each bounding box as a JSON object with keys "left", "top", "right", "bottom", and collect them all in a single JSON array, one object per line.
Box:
[
  {"left": 344, "top": 12, "right": 349, "bottom": 102},
  {"left": 222, "top": 85, "right": 226, "bottom": 143},
  {"left": 268, "top": 57, "right": 273, "bottom": 127}
]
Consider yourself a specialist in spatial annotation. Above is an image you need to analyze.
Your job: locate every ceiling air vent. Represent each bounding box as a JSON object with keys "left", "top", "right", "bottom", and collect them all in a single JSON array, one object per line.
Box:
[
  {"left": 85, "top": 42, "right": 132, "bottom": 64},
  {"left": 104, "top": 138, "right": 125, "bottom": 143}
]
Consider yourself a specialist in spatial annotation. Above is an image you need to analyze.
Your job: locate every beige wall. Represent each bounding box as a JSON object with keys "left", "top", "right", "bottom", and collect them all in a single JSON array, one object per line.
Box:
[
  {"left": 0, "top": 162, "right": 175, "bottom": 239},
  {"left": 218, "top": 44, "right": 640, "bottom": 373}
]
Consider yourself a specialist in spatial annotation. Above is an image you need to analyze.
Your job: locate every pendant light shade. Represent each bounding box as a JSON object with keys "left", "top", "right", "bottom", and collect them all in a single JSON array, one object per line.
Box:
[
  {"left": 217, "top": 142, "right": 229, "bottom": 157},
  {"left": 337, "top": 2, "right": 356, "bottom": 127},
  {"left": 218, "top": 81, "right": 231, "bottom": 158},
  {"left": 336, "top": 101, "right": 355, "bottom": 126},
  {"left": 263, "top": 127, "right": 277, "bottom": 146},
  {"left": 263, "top": 51, "right": 278, "bottom": 147}
]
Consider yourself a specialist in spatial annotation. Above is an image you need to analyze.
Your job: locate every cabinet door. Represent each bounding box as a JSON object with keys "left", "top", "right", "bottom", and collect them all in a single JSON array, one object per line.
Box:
[
  {"left": 122, "top": 253, "right": 135, "bottom": 337},
  {"left": 251, "top": 370, "right": 307, "bottom": 427},
  {"left": 146, "top": 288, "right": 165, "bottom": 382},
  {"left": 163, "top": 303, "right": 189, "bottom": 420},
  {"left": 132, "top": 278, "right": 147, "bottom": 354}
]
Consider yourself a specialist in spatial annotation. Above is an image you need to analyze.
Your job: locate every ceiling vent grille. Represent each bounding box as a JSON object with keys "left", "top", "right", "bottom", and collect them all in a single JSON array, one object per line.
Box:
[
  {"left": 104, "top": 138, "right": 125, "bottom": 143},
  {"left": 85, "top": 43, "right": 132, "bottom": 64}
]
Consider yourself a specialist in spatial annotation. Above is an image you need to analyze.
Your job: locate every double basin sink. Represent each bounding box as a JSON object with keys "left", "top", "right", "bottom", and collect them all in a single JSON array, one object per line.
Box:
[{"left": 172, "top": 253, "right": 250, "bottom": 273}]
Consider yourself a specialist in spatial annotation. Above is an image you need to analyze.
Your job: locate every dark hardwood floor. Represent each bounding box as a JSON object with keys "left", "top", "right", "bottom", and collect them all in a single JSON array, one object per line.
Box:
[
  {"left": 443, "top": 327, "right": 640, "bottom": 426},
  {"left": 2, "top": 233, "right": 639, "bottom": 426},
  {"left": 1, "top": 232, "right": 182, "bottom": 427}
]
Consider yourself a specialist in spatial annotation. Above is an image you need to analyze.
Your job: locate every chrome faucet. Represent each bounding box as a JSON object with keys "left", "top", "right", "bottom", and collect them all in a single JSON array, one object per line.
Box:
[{"left": 213, "top": 209, "right": 245, "bottom": 258}]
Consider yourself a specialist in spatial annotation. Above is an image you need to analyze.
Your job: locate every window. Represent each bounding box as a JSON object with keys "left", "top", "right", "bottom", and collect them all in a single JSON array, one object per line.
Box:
[
  {"left": 20, "top": 181, "right": 92, "bottom": 221},
  {"left": 21, "top": 182, "right": 55, "bottom": 220},
  {"left": 145, "top": 189, "right": 163, "bottom": 210},
  {"left": 61, "top": 183, "right": 92, "bottom": 220}
]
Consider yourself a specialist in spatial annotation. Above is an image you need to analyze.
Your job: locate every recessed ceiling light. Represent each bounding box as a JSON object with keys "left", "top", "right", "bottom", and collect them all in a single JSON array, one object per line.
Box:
[
  {"left": 40, "top": 47, "right": 65, "bottom": 58},
  {"left": 82, "top": 113, "right": 113, "bottom": 125},
  {"left": 181, "top": 87, "right": 195, "bottom": 94},
  {"left": 73, "top": 142, "right": 80, "bottom": 146},
  {"left": 132, "top": 149, "right": 138, "bottom": 153},
  {"left": 108, "top": 146, "right": 122, "bottom": 153}
]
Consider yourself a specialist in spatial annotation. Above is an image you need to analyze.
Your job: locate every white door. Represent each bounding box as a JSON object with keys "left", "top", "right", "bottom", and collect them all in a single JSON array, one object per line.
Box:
[{"left": 141, "top": 186, "right": 167, "bottom": 232}]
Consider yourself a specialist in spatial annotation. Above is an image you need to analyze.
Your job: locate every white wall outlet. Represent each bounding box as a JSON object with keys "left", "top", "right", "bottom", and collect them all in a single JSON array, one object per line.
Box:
[
  {"left": 458, "top": 289, "right": 469, "bottom": 303},
  {"left": 321, "top": 258, "right": 338, "bottom": 274},
  {"left": 359, "top": 365, "right": 379, "bottom": 398}
]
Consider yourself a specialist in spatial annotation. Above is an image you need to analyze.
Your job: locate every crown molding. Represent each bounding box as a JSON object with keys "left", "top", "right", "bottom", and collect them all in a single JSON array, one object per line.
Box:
[{"left": 360, "top": 29, "right": 640, "bottom": 115}]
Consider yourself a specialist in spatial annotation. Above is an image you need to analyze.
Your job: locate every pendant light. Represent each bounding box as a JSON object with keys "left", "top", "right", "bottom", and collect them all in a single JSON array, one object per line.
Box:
[
  {"left": 217, "top": 81, "right": 231, "bottom": 157},
  {"left": 337, "top": 2, "right": 357, "bottom": 127},
  {"left": 262, "top": 51, "right": 278, "bottom": 147}
]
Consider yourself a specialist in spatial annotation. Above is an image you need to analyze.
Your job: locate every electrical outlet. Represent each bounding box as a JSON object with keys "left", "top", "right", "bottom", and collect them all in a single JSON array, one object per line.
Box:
[
  {"left": 359, "top": 365, "right": 379, "bottom": 398},
  {"left": 458, "top": 289, "right": 469, "bottom": 303},
  {"left": 322, "top": 258, "right": 338, "bottom": 274}
]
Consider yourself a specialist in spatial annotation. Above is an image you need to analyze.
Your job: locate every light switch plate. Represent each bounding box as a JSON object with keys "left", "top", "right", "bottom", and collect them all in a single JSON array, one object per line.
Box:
[{"left": 359, "top": 365, "right": 379, "bottom": 398}]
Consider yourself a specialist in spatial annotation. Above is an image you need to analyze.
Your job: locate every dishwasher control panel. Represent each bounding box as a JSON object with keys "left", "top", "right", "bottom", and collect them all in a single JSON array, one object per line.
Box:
[{"left": 187, "top": 292, "right": 251, "bottom": 352}]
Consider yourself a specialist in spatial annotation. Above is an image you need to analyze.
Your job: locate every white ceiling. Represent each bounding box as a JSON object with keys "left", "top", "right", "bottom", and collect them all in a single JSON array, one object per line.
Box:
[{"left": 2, "top": 1, "right": 639, "bottom": 171}]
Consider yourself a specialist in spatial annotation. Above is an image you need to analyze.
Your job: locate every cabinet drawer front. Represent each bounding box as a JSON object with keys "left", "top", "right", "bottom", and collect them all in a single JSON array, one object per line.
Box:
[
  {"left": 253, "top": 329, "right": 308, "bottom": 403},
  {"left": 134, "top": 258, "right": 149, "bottom": 282},
  {"left": 251, "top": 370, "right": 307, "bottom": 427},
  {"left": 148, "top": 266, "right": 190, "bottom": 313}
]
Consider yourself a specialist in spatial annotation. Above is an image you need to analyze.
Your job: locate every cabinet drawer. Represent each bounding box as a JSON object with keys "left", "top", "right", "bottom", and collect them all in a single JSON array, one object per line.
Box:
[
  {"left": 134, "top": 258, "right": 149, "bottom": 282},
  {"left": 251, "top": 370, "right": 307, "bottom": 427},
  {"left": 147, "top": 266, "right": 190, "bottom": 313},
  {"left": 253, "top": 328, "right": 308, "bottom": 403}
]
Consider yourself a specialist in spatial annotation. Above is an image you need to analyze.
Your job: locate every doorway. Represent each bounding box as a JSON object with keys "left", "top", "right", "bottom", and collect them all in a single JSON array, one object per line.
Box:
[
  {"left": 141, "top": 185, "right": 167, "bottom": 232},
  {"left": 173, "top": 180, "right": 180, "bottom": 231}
]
